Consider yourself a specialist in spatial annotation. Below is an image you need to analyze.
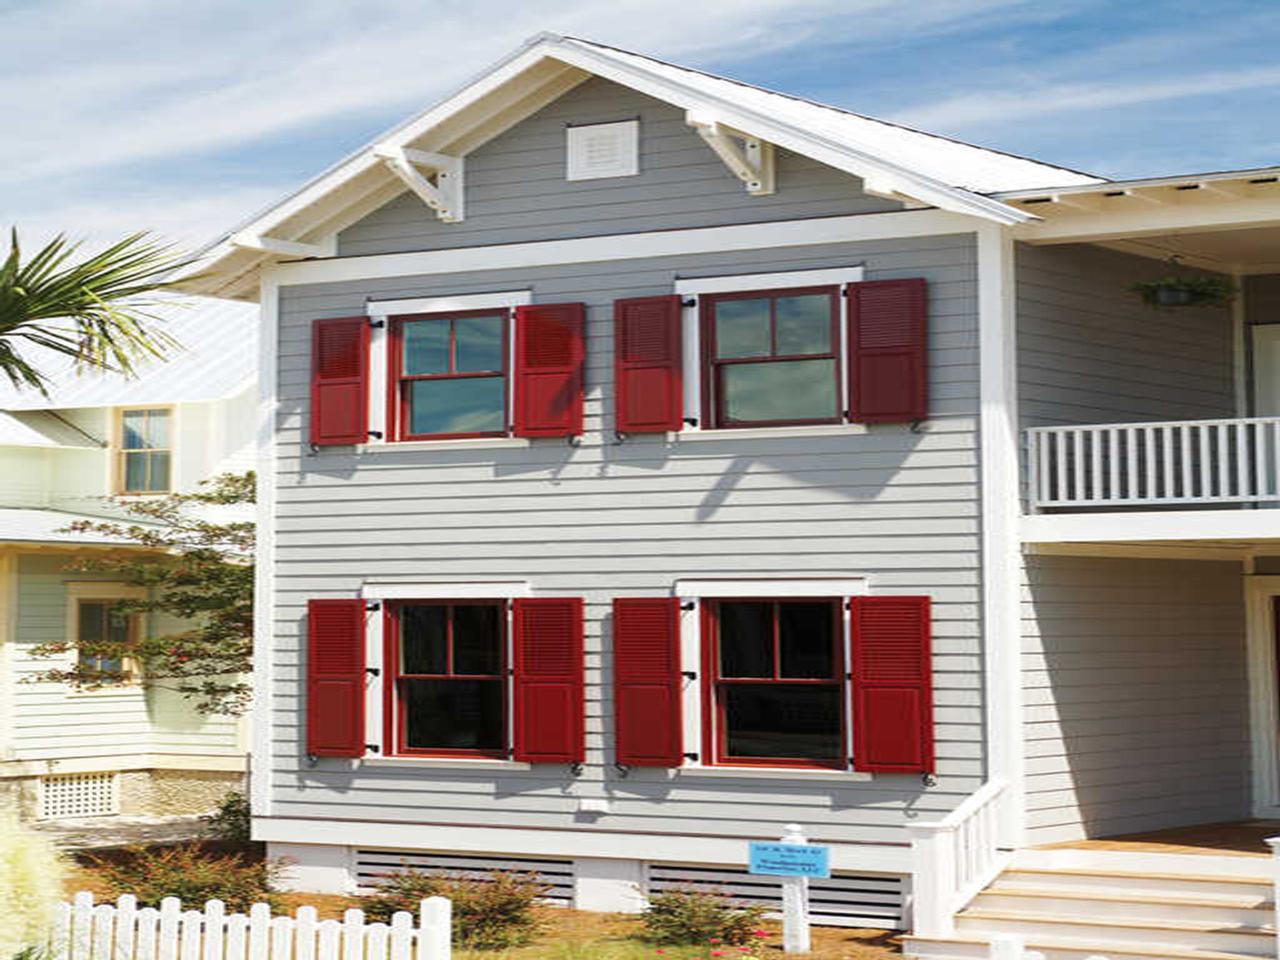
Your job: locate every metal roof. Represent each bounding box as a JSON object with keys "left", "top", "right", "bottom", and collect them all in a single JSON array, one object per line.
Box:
[
  {"left": 991, "top": 165, "right": 1280, "bottom": 200},
  {"left": 0, "top": 296, "right": 257, "bottom": 411},
  {"left": 0, "top": 411, "right": 100, "bottom": 448},
  {"left": 0, "top": 508, "right": 144, "bottom": 545}
]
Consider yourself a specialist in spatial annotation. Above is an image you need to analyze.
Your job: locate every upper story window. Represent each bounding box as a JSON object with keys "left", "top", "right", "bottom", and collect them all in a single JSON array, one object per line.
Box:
[
  {"left": 701, "top": 288, "right": 842, "bottom": 428},
  {"left": 390, "top": 311, "right": 508, "bottom": 440},
  {"left": 75, "top": 599, "right": 134, "bottom": 681},
  {"left": 704, "top": 598, "right": 845, "bottom": 768},
  {"left": 118, "top": 408, "right": 172, "bottom": 493}
]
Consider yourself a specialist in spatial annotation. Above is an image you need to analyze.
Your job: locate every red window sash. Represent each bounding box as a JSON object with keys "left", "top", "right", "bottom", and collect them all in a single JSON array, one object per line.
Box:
[
  {"left": 384, "top": 600, "right": 509, "bottom": 759},
  {"left": 698, "top": 286, "right": 842, "bottom": 429},
  {"left": 386, "top": 310, "right": 511, "bottom": 442}
]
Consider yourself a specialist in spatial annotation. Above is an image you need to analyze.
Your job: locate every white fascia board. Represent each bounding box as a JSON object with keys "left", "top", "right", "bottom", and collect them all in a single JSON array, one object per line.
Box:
[
  {"left": 676, "top": 267, "right": 864, "bottom": 296},
  {"left": 362, "top": 581, "right": 531, "bottom": 600},
  {"left": 366, "top": 290, "right": 531, "bottom": 316},
  {"left": 993, "top": 166, "right": 1280, "bottom": 200},
  {"left": 1013, "top": 191, "right": 1280, "bottom": 244},
  {"left": 1021, "top": 509, "right": 1280, "bottom": 543},
  {"left": 674, "top": 578, "right": 869, "bottom": 598},
  {"left": 271, "top": 209, "right": 977, "bottom": 288}
]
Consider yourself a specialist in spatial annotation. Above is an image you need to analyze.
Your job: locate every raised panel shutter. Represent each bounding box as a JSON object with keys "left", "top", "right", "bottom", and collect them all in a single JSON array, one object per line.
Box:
[
  {"left": 847, "top": 279, "right": 928, "bottom": 423},
  {"left": 310, "top": 317, "right": 370, "bottom": 445},
  {"left": 613, "top": 598, "right": 682, "bottom": 766},
  {"left": 306, "top": 598, "right": 366, "bottom": 758},
  {"left": 513, "top": 303, "right": 585, "bottom": 437},
  {"left": 850, "top": 596, "right": 934, "bottom": 773},
  {"left": 614, "top": 296, "right": 684, "bottom": 433},
  {"left": 512, "top": 597, "right": 584, "bottom": 763}
]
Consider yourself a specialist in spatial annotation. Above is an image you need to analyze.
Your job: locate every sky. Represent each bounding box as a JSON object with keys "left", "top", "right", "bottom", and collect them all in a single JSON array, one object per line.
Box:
[{"left": 3, "top": 0, "right": 1278, "bottom": 252}]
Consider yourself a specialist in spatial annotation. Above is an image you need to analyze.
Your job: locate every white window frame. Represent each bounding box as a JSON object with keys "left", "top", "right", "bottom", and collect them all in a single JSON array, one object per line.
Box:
[
  {"left": 566, "top": 120, "right": 639, "bottom": 181},
  {"left": 672, "top": 577, "right": 871, "bottom": 779},
  {"left": 674, "top": 266, "right": 867, "bottom": 438},
  {"left": 364, "top": 290, "right": 532, "bottom": 448},
  {"left": 65, "top": 582, "right": 146, "bottom": 687},
  {"left": 113, "top": 405, "right": 176, "bottom": 495},
  {"left": 359, "top": 580, "right": 532, "bottom": 769}
]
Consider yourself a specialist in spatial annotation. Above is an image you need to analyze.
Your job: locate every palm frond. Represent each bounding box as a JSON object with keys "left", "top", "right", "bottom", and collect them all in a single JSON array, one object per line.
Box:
[{"left": 0, "top": 229, "right": 190, "bottom": 394}]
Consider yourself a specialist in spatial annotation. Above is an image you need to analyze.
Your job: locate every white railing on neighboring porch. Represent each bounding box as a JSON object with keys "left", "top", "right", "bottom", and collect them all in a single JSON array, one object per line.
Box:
[
  {"left": 51, "top": 891, "right": 452, "bottom": 960},
  {"left": 906, "top": 778, "right": 1010, "bottom": 939},
  {"left": 1027, "top": 416, "right": 1280, "bottom": 509}
]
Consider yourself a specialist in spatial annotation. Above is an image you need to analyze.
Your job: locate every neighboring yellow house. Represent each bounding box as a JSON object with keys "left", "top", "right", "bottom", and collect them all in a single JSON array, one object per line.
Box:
[{"left": 0, "top": 297, "right": 256, "bottom": 822}]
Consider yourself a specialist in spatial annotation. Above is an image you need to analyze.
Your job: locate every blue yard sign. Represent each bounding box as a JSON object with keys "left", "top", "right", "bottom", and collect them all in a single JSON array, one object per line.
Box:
[{"left": 748, "top": 841, "right": 831, "bottom": 879}]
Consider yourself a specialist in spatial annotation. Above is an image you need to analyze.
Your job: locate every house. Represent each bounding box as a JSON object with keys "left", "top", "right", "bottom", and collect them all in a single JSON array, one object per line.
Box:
[
  {"left": 0, "top": 297, "right": 256, "bottom": 824},
  {"left": 188, "top": 32, "right": 1280, "bottom": 958}
]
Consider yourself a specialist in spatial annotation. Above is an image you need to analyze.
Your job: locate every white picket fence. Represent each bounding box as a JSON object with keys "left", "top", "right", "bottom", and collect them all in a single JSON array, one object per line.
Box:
[{"left": 51, "top": 891, "right": 452, "bottom": 960}]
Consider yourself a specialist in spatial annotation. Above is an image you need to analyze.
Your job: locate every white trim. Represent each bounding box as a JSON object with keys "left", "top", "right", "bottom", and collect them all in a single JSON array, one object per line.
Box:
[
  {"left": 1025, "top": 541, "right": 1249, "bottom": 562},
  {"left": 674, "top": 766, "right": 872, "bottom": 783},
  {"left": 1022, "top": 509, "right": 1280, "bottom": 544},
  {"left": 976, "top": 224, "right": 1024, "bottom": 848},
  {"left": 364, "top": 606, "right": 384, "bottom": 758},
  {"left": 368, "top": 320, "right": 388, "bottom": 444},
  {"left": 1013, "top": 191, "right": 1280, "bottom": 244},
  {"left": 357, "top": 437, "right": 531, "bottom": 454},
  {"left": 0, "top": 754, "right": 246, "bottom": 777},
  {"left": 673, "top": 424, "right": 868, "bottom": 443},
  {"left": 362, "top": 580, "right": 531, "bottom": 600},
  {"left": 270, "top": 210, "right": 977, "bottom": 288},
  {"left": 251, "top": 816, "right": 911, "bottom": 873},
  {"left": 251, "top": 270, "right": 281, "bottom": 818},
  {"left": 1246, "top": 575, "right": 1280, "bottom": 817},
  {"left": 679, "top": 599, "right": 701, "bottom": 764},
  {"left": 360, "top": 757, "right": 531, "bottom": 771},
  {"left": 365, "top": 290, "right": 532, "bottom": 317},
  {"left": 673, "top": 578, "right": 868, "bottom": 598},
  {"left": 0, "top": 553, "right": 15, "bottom": 760},
  {"left": 1234, "top": 270, "right": 1248, "bottom": 417},
  {"left": 675, "top": 267, "right": 865, "bottom": 296}
]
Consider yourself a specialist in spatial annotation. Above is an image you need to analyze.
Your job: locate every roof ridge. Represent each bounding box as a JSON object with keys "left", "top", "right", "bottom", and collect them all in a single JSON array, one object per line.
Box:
[{"left": 557, "top": 34, "right": 1104, "bottom": 183}]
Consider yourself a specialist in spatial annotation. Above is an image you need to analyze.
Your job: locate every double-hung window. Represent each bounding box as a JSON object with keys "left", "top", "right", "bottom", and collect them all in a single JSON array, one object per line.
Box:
[
  {"left": 388, "top": 602, "right": 507, "bottom": 756},
  {"left": 390, "top": 311, "right": 508, "bottom": 440},
  {"left": 703, "top": 598, "right": 845, "bottom": 768},
  {"left": 75, "top": 600, "right": 134, "bottom": 681},
  {"left": 118, "top": 408, "right": 172, "bottom": 493}
]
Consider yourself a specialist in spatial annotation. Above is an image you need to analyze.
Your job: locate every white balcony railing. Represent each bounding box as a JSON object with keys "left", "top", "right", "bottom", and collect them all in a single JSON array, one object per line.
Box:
[{"left": 1027, "top": 417, "right": 1280, "bottom": 510}]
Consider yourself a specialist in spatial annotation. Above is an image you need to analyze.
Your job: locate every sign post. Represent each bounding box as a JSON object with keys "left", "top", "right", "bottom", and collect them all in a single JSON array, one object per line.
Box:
[{"left": 747, "top": 823, "right": 829, "bottom": 954}]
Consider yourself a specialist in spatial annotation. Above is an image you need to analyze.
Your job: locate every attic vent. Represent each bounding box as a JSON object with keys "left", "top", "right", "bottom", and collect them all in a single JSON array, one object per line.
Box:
[{"left": 566, "top": 120, "right": 639, "bottom": 181}]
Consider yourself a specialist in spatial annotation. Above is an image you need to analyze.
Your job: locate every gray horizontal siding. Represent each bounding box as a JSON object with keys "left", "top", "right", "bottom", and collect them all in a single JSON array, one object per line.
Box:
[
  {"left": 1016, "top": 243, "right": 1235, "bottom": 430},
  {"left": 337, "top": 76, "right": 901, "bottom": 258},
  {"left": 1022, "top": 554, "right": 1249, "bottom": 844},
  {"left": 270, "top": 232, "right": 984, "bottom": 850}
]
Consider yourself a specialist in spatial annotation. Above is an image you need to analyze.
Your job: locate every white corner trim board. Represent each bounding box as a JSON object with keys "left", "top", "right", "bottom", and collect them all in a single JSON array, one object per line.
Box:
[
  {"left": 673, "top": 578, "right": 870, "bottom": 598},
  {"left": 362, "top": 580, "right": 532, "bottom": 600}
]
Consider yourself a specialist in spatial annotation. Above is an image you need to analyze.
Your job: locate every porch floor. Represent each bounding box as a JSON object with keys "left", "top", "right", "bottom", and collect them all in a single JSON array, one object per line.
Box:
[{"left": 1040, "top": 819, "right": 1280, "bottom": 858}]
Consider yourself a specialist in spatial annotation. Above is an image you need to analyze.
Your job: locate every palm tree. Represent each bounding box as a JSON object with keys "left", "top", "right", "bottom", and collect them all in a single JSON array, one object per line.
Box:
[{"left": 0, "top": 230, "right": 186, "bottom": 395}]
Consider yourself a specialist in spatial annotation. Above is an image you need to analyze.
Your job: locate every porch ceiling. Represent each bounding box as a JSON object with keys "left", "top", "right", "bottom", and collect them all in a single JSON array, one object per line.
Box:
[{"left": 1100, "top": 224, "right": 1280, "bottom": 276}]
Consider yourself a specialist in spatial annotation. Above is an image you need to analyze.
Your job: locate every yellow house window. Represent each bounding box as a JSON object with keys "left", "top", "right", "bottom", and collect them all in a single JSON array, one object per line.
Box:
[
  {"left": 75, "top": 599, "right": 134, "bottom": 680},
  {"left": 119, "top": 408, "right": 172, "bottom": 493}
]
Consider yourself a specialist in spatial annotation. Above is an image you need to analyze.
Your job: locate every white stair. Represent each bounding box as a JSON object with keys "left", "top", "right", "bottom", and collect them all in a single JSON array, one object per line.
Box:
[{"left": 905, "top": 848, "right": 1276, "bottom": 960}]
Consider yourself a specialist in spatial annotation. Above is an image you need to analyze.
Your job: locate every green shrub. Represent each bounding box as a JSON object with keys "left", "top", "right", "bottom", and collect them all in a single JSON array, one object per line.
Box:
[
  {"left": 87, "top": 842, "right": 282, "bottom": 912},
  {"left": 359, "top": 868, "right": 548, "bottom": 949},
  {"left": 204, "top": 789, "right": 251, "bottom": 842},
  {"left": 641, "top": 887, "right": 767, "bottom": 946}
]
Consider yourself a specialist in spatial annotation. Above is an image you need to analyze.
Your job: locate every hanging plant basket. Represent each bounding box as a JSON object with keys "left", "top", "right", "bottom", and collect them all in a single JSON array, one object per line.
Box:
[{"left": 1130, "top": 273, "right": 1237, "bottom": 309}]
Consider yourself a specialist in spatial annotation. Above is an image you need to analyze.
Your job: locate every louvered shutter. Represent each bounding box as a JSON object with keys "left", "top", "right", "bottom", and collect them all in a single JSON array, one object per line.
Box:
[
  {"left": 850, "top": 596, "right": 934, "bottom": 773},
  {"left": 512, "top": 598, "right": 584, "bottom": 763},
  {"left": 310, "top": 317, "right": 370, "bottom": 445},
  {"left": 613, "top": 598, "right": 682, "bottom": 766},
  {"left": 614, "top": 296, "right": 684, "bottom": 433},
  {"left": 306, "top": 599, "right": 366, "bottom": 758},
  {"left": 513, "top": 304, "right": 585, "bottom": 437},
  {"left": 847, "top": 279, "right": 928, "bottom": 424}
]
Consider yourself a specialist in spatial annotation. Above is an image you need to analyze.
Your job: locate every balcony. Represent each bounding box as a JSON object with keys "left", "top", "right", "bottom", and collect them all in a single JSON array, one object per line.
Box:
[{"left": 1027, "top": 417, "right": 1280, "bottom": 510}]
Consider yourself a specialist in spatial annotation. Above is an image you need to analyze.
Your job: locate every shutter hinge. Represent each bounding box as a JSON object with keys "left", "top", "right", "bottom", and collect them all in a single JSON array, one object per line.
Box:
[
  {"left": 683, "top": 752, "right": 699, "bottom": 762},
  {"left": 365, "top": 667, "right": 381, "bottom": 677},
  {"left": 681, "top": 601, "right": 696, "bottom": 612},
  {"left": 614, "top": 762, "right": 631, "bottom": 779},
  {"left": 369, "top": 319, "right": 385, "bottom": 329},
  {"left": 613, "top": 430, "right": 628, "bottom": 445},
  {"left": 365, "top": 744, "right": 380, "bottom": 753},
  {"left": 366, "top": 602, "right": 382, "bottom": 612},
  {"left": 569, "top": 762, "right": 584, "bottom": 777},
  {"left": 367, "top": 430, "right": 384, "bottom": 440},
  {"left": 910, "top": 420, "right": 927, "bottom": 434},
  {"left": 567, "top": 434, "right": 583, "bottom": 448},
  {"left": 922, "top": 772, "right": 938, "bottom": 788},
  {"left": 681, "top": 298, "right": 697, "bottom": 308},
  {"left": 682, "top": 670, "right": 697, "bottom": 680},
  {"left": 683, "top": 417, "right": 698, "bottom": 427}
]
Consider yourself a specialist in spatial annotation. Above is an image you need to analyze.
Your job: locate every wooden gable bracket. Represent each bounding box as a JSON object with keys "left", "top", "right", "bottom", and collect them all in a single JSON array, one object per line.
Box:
[
  {"left": 230, "top": 232, "right": 336, "bottom": 259},
  {"left": 373, "top": 145, "right": 465, "bottom": 223},
  {"left": 685, "top": 111, "right": 775, "bottom": 196}
]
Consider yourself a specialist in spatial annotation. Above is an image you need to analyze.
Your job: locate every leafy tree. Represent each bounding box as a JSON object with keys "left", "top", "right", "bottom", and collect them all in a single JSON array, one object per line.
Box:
[
  {"left": 0, "top": 229, "right": 185, "bottom": 394},
  {"left": 30, "top": 473, "right": 254, "bottom": 715}
]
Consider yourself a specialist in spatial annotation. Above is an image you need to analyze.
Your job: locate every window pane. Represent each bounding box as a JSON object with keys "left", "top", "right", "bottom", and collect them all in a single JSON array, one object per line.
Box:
[
  {"left": 714, "top": 298, "right": 771, "bottom": 358},
  {"left": 403, "top": 679, "right": 504, "bottom": 751},
  {"left": 779, "top": 602, "right": 836, "bottom": 678},
  {"left": 722, "top": 685, "right": 842, "bottom": 761},
  {"left": 775, "top": 295, "right": 831, "bottom": 355},
  {"left": 407, "top": 377, "right": 505, "bottom": 436},
  {"left": 454, "top": 316, "right": 504, "bottom": 373},
  {"left": 403, "top": 320, "right": 449, "bottom": 375},
  {"left": 147, "top": 410, "right": 170, "bottom": 448},
  {"left": 122, "top": 411, "right": 147, "bottom": 450},
  {"left": 718, "top": 602, "right": 773, "bottom": 678},
  {"left": 123, "top": 452, "right": 148, "bottom": 492},
  {"left": 147, "top": 452, "right": 171, "bottom": 491},
  {"left": 721, "top": 358, "right": 837, "bottom": 424},
  {"left": 401, "top": 606, "right": 448, "bottom": 674},
  {"left": 78, "top": 602, "right": 105, "bottom": 644},
  {"left": 453, "top": 605, "right": 502, "bottom": 675},
  {"left": 106, "top": 605, "right": 132, "bottom": 646}
]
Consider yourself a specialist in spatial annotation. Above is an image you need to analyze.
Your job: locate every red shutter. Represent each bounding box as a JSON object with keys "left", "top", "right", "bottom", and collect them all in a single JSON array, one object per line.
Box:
[
  {"left": 850, "top": 596, "right": 934, "bottom": 774},
  {"left": 613, "top": 598, "right": 682, "bottom": 766},
  {"left": 847, "top": 279, "right": 927, "bottom": 424},
  {"left": 513, "top": 303, "right": 585, "bottom": 437},
  {"left": 512, "top": 597, "right": 584, "bottom": 763},
  {"left": 310, "top": 317, "right": 370, "bottom": 445},
  {"left": 614, "top": 296, "right": 684, "bottom": 433},
  {"left": 306, "top": 599, "right": 366, "bottom": 758}
]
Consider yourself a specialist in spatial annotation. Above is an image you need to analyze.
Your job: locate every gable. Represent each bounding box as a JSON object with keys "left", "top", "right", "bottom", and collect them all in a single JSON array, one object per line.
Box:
[{"left": 337, "top": 77, "right": 902, "bottom": 258}]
